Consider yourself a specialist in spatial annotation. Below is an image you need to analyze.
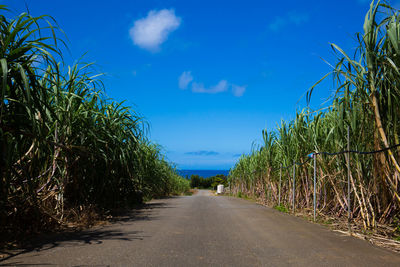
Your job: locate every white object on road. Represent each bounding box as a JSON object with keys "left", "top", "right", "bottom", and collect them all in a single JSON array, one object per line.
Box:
[{"left": 217, "top": 184, "right": 224, "bottom": 194}]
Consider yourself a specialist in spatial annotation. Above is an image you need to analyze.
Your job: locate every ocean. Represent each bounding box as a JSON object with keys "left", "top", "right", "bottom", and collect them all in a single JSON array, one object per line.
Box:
[{"left": 177, "top": 170, "right": 230, "bottom": 178}]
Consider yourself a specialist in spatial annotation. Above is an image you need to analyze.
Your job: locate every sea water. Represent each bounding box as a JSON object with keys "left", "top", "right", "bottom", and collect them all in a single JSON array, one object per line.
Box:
[{"left": 177, "top": 170, "right": 229, "bottom": 178}]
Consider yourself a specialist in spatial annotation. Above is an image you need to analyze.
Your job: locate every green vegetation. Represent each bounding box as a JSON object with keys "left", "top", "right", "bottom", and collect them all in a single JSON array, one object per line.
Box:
[
  {"left": 229, "top": 0, "right": 400, "bottom": 232},
  {"left": 321, "top": 219, "right": 334, "bottom": 225},
  {"left": 394, "top": 216, "right": 400, "bottom": 238},
  {"left": 190, "top": 174, "right": 228, "bottom": 189},
  {"left": 0, "top": 6, "right": 189, "bottom": 236},
  {"left": 274, "top": 205, "right": 288, "bottom": 213}
]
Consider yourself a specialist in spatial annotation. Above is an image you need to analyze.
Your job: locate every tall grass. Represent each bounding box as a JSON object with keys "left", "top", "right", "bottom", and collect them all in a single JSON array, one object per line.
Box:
[
  {"left": 0, "top": 6, "right": 189, "bottom": 233},
  {"left": 229, "top": 0, "right": 400, "bottom": 230}
]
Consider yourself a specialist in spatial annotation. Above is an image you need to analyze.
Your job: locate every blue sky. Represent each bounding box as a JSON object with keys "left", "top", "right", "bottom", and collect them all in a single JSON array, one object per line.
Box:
[{"left": 6, "top": 0, "right": 390, "bottom": 169}]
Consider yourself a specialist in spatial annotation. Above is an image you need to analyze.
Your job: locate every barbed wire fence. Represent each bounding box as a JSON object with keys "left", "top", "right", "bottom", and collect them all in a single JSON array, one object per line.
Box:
[{"left": 245, "top": 127, "right": 400, "bottom": 232}]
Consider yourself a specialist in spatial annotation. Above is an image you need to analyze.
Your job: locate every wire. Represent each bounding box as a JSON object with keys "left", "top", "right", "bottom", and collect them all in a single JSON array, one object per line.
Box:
[
  {"left": 267, "top": 143, "right": 400, "bottom": 173},
  {"left": 315, "top": 143, "right": 400, "bottom": 156}
]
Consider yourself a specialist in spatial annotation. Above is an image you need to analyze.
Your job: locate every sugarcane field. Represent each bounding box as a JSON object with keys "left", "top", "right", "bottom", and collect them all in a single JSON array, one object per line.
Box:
[{"left": 1, "top": 1, "right": 400, "bottom": 266}]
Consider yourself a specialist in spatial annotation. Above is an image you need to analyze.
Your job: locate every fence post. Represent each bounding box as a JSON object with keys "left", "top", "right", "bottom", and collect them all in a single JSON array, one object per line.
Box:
[
  {"left": 313, "top": 153, "right": 316, "bottom": 222},
  {"left": 347, "top": 126, "right": 351, "bottom": 233},
  {"left": 268, "top": 183, "right": 271, "bottom": 202},
  {"left": 279, "top": 164, "right": 282, "bottom": 206},
  {"left": 292, "top": 160, "right": 295, "bottom": 213}
]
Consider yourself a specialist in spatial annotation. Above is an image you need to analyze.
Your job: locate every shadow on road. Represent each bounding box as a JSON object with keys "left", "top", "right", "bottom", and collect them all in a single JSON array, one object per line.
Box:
[
  {"left": 0, "top": 200, "right": 173, "bottom": 265},
  {"left": 108, "top": 201, "right": 173, "bottom": 223},
  {"left": 0, "top": 229, "right": 144, "bottom": 266}
]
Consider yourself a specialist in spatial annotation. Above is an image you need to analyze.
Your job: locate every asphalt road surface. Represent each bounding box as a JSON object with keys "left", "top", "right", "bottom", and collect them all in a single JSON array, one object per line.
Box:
[{"left": 1, "top": 190, "right": 400, "bottom": 266}]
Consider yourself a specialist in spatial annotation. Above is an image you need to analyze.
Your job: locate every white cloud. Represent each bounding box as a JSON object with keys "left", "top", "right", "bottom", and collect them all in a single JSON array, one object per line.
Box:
[
  {"left": 192, "top": 80, "right": 228, "bottom": 94},
  {"left": 269, "top": 11, "right": 309, "bottom": 32},
  {"left": 178, "top": 71, "right": 193, "bottom": 89},
  {"left": 232, "top": 84, "right": 247, "bottom": 97},
  {"left": 288, "top": 12, "right": 309, "bottom": 25},
  {"left": 129, "top": 9, "right": 181, "bottom": 52},
  {"left": 269, "top": 17, "right": 286, "bottom": 32},
  {"left": 178, "top": 72, "right": 246, "bottom": 97}
]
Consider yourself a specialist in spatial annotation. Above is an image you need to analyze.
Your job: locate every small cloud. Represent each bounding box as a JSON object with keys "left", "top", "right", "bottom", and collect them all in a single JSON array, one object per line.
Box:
[
  {"left": 185, "top": 150, "right": 220, "bottom": 156},
  {"left": 232, "top": 84, "right": 246, "bottom": 97},
  {"left": 178, "top": 71, "right": 193, "bottom": 89},
  {"left": 288, "top": 11, "right": 309, "bottom": 25},
  {"left": 192, "top": 80, "right": 228, "bottom": 94},
  {"left": 269, "top": 11, "right": 309, "bottom": 32},
  {"left": 269, "top": 17, "right": 287, "bottom": 32},
  {"left": 178, "top": 72, "right": 246, "bottom": 96},
  {"left": 261, "top": 71, "right": 271, "bottom": 78},
  {"left": 129, "top": 9, "right": 181, "bottom": 52}
]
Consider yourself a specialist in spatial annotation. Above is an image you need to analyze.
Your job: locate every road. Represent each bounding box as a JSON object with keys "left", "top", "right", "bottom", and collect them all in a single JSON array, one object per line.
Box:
[{"left": 1, "top": 190, "right": 400, "bottom": 266}]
